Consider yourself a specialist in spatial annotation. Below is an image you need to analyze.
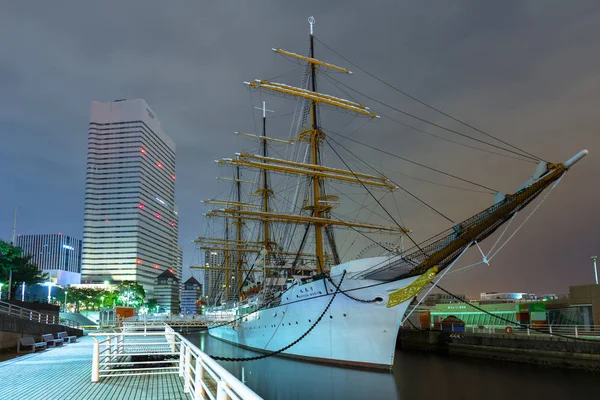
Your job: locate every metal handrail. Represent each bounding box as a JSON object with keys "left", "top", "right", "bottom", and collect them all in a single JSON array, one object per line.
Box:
[
  {"left": 404, "top": 323, "right": 600, "bottom": 338},
  {"left": 90, "top": 325, "right": 263, "bottom": 400},
  {"left": 0, "top": 299, "right": 79, "bottom": 329}
]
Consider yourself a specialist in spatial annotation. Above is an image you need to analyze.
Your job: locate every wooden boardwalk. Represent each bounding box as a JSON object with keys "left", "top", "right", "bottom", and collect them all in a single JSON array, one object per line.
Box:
[{"left": 0, "top": 336, "right": 187, "bottom": 400}]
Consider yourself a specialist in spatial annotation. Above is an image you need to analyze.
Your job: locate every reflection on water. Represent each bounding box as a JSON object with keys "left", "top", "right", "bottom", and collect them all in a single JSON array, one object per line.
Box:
[{"left": 189, "top": 331, "right": 600, "bottom": 400}]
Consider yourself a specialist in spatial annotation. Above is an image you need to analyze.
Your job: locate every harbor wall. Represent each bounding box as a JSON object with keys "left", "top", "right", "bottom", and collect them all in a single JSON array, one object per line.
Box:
[
  {"left": 397, "top": 329, "right": 600, "bottom": 371},
  {"left": 0, "top": 313, "right": 83, "bottom": 351}
]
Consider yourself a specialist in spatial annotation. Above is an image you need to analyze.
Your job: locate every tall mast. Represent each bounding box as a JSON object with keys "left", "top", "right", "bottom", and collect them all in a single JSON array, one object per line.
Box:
[
  {"left": 235, "top": 165, "right": 244, "bottom": 299},
  {"left": 308, "top": 16, "right": 326, "bottom": 274},
  {"left": 260, "top": 102, "right": 271, "bottom": 258},
  {"left": 224, "top": 216, "right": 230, "bottom": 301}
]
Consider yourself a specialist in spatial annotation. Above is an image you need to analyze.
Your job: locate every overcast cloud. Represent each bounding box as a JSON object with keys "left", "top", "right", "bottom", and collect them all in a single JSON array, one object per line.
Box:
[{"left": 1, "top": 1, "right": 599, "bottom": 297}]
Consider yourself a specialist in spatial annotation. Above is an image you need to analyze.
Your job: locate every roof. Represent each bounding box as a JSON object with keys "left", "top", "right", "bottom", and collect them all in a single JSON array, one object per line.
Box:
[
  {"left": 156, "top": 269, "right": 178, "bottom": 281},
  {"left": 184, "top": 277, "right": 201, "bottom": 286}
]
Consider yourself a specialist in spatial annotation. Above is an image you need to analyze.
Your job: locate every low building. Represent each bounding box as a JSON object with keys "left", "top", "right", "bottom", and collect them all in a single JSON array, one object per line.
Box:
[
  {"left": 479, "top": 292, "right": 537, "bottom": 304},
  {"left": 423, "top": 292, "right": 467, "bottom": 306},
  {"left": 154, "top": 270, "right": 180, "bottom": 314},
  {"left": 181, "top": 277, "right": 203, "bottom": 315},
  {"left": 16, "top": 233, "right": 82, "bottom": 286}
]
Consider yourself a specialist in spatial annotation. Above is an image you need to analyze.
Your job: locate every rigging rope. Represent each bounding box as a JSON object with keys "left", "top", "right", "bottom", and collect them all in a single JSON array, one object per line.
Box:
[
  {"left": 208, "top": 271, "right": 346, "bottom": 362},
  {"left": 314, "top": 36, "right": 546, "bottom": 163},
  {"left": 325, "top": 134, "right": 456, "bottom": 224},
  {"left": 324, "top": 129, "right": 499, "bottom": 193}
]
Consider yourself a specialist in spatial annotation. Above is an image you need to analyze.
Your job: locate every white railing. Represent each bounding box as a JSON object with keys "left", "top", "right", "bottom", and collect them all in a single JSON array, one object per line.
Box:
[
  {"left": 90, "top": 325, "right": 263, "bottom": 400},
  {"left": 0, "top": 299, "right": 80, "bottom": 329},
  {"left": 404, "top": 323, "right": 600, "bottom": 339}
]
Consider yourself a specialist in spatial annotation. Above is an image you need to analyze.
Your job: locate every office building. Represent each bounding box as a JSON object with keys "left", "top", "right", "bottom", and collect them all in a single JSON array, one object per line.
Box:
[
  {"left": 204, "top": 250, "right": 225, "bottom": 303},
  {"left": 154, "top": 269, "right": 180, "bottom": 314},
  {"left": 81, "top": 99, "right": 179, "bottom": 293},
  {"left": 181, "top": 277, "right": 203, "bottom": 315},
  {"left": 15, "top": 233, "right": 82, "bottom": 286}
]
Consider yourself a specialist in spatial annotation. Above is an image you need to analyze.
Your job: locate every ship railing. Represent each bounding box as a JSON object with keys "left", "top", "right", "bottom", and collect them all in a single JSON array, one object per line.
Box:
[
  {"left": 89, "top": 325, "right": 263, "bottom": 400},
  {"left": 403, "top": 323, "right": 600, "bottom": 339},
  {"left": 0, "top": 299, "right": 80, "bottom": 329}
]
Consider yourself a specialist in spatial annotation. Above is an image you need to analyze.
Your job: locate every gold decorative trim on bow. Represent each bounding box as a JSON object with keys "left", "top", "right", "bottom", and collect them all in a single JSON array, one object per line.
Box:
[{"left": 387, "top": 266, "right": 438, "bottom": 308}]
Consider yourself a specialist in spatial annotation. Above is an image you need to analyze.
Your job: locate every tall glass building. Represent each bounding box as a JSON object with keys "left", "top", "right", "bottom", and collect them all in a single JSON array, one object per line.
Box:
[
  {"left": 81, "top": 99, "right": 179, "bottom": 292},
  {"left": 16, "top": 233, "right": 82, "bottom": 285}
]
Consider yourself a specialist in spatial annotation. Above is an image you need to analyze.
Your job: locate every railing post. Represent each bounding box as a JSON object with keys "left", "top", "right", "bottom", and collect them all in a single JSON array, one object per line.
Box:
[
  {"left": 184, "top": 348, "right": 192, "bottom": 393},
  {"left": 52, "top": 315, "right": 55, "bottom": 324},
  {"left": 195, "top": 358, "right": 205, "bottom": 399},
  {"left": 216, "top": 381, "right": 229, "bottom": 400},
  {"left": 91, "top": 340, "right": 100, "bottom": 382},
  {"left": 549, "top": 325, "right": 553, "bottom": 336},
  {"left": 179, "top": 342, "right": 185, "bottom": 377},
  {"left": 527, "top": 325, "right": 530, "bottom": 336},
  {"left": 45, "top": 315, "right": 48, "bottom": 324},
  {"left": 575, "top": 325, "right": 579, "bottom": 338},
  {"left": 8, "top": 304, "right": 12, "bottom": 315}
]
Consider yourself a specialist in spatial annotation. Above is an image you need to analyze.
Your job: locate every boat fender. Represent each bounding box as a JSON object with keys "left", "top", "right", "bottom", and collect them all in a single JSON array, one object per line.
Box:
[{"left": 505, "top": 326, "right": 513, "bottom": 334}]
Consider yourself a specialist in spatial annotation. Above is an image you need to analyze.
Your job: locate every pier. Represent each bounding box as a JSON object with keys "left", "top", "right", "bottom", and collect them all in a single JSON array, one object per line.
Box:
[{"left": 0, "top": 320, "right": 262, "bottom": 400}]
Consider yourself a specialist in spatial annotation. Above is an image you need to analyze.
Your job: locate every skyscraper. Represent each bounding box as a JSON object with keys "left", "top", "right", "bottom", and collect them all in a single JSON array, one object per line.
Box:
[
  {"left": 81, "top": 99, "right": 179, "bottom": 293},
  {"left": 204, "top": 250, "right": 226, "bottom": 303},
  {"left": 16, "top": 233, "right": 82, "bottom": 286}
]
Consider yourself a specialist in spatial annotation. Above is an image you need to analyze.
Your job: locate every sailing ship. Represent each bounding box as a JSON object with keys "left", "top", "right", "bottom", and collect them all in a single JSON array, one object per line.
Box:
[{"left": 193, "top": 17, "right": 588, "bottom": 369}]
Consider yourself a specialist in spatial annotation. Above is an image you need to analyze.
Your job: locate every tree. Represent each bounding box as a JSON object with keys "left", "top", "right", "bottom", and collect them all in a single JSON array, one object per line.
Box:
[
  {"left": 146, "top": 298, "right": 158, "bottom": 312},
  {"left": 115, "top": 281, "right": 145, "bottom": 308},
  {"left": 0, "top": 240, "right": 49, "bottom": 299},
  {"left": 6, "top": 256, "right": 48, "bottom": 299}
]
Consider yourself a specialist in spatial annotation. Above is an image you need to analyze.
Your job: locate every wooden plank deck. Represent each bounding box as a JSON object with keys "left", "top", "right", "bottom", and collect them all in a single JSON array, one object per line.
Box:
[{"left": 0, "top": 336, "right": 188, "bottom": 400}]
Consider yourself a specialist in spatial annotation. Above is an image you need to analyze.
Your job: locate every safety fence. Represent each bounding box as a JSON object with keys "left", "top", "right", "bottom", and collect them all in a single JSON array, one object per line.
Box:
[
  {"left": 404, "top": 323, "right": 600, "bottom": 339},
  {"left": 89, "top": 324, "right": 262, "bottom": 400},
  {"left": 0, "top": 299, "right": 80, "bottom": 329}
]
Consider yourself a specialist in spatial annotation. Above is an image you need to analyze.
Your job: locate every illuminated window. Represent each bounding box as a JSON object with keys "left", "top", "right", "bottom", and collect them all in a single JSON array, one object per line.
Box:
[
  {"left": 156, "top": 161, "right": 163, "bottom": 169},
  {"left": 140, "top": 148, "right": 147, "bottom": 154},
  {"left": 155, "top": 214, "right": 161, "bottom": 219},
  {"left": 138, "top": 204, "right": 145, "bottom": 209}
]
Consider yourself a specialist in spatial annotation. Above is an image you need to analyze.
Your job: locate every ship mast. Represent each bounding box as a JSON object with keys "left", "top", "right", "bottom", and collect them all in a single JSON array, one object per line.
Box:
[{"left": 307, "top": 16, "right": 326, "bottom": 274}]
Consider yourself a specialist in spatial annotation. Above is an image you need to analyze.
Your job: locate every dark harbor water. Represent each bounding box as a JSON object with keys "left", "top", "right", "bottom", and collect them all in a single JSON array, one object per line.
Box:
[{"left": 188, "top": 331, "right": 600, "bottom": 400}]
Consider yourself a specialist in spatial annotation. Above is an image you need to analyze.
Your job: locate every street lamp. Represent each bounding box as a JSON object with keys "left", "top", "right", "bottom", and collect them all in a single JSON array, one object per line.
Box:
[
  {"left": 100, "top": 296, "right": 105, "bottom": 308},
  {"left": 591, "top": 256, "right": 598, "bottom": 285},
  {"left": 44, "top": 282, "right": 55, "bottom": 304},
  {"left": 0, "top": 283, "right": 3, "bottom": 300},
  {"left": 64, "top": 291, "right": 68, "bottom": 312}
]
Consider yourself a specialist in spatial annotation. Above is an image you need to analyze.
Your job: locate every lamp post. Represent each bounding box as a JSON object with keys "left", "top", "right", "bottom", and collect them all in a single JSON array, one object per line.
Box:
[
  {"left": 44, "top": 282, "right": 55, "bottom": 304},
  {"left": 21, "top": 282, "right": 25, "bottom": 302},
  {"left": 591, "top": 256, "right": 599, "bottom": 285},
  {"left": 0, "top": 283, "right": 3, "bottom": 300},
  {"left": 100, "top": 296, "right": 105, "bottom": 308},
  {"left": 64, "top": 291, "right": 68, "bottom": 312}
]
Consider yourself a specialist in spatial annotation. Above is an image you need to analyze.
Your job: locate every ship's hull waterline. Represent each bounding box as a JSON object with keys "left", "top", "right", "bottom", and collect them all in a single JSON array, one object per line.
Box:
[{"left": 207, "top": 257, "right": 421, "bottom": 369}]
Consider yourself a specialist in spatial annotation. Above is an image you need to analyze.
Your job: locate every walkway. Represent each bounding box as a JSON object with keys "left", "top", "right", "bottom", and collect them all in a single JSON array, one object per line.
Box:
[{"left": 0, "top": 336, "right": 187, "bottom": 400}]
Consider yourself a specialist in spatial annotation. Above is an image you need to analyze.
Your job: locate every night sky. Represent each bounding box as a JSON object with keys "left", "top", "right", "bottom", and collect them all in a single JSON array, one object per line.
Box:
[{"left": 1, "top": 1, "right": 598, "bottom": 298}]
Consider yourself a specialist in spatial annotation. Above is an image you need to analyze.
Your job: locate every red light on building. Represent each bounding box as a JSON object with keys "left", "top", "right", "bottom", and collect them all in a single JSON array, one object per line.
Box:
[
  {"left": 169, "top": 221, "right": 175, "bottom": 227},
  {"left": 155, "top": 214, "right": 161, "bottom": 219},
  {"left": 58, "top": 233, "right": 62, "bottom": 236},
  {"left": 169, "top": 268, "right": 173, "bottom": 273},
  {"left": 140, "top": 148, "right": 147, "bottom": 154},
  {"left": 171, "top": 174, "right": 176, "bottom": 180},
  {"left": 138, "top": 203, "right": 145, "bottom": 209},
  {"left": 136, "top": 259, "right": 143, "bottom": 264},
  {"left": 105, "top": 219, "right": 109, "bottom": 222},
  {"left": 156, "top": 161, "right": 163, "bottom": 168},
  {"left": 153, "top": 264, "right": 159, "bottom": 269}
]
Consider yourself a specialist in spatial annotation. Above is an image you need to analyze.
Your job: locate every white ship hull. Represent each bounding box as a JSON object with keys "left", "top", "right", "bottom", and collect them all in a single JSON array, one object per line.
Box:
[{"left": 207, "top": 257, "right": 421, "bottom": 369}]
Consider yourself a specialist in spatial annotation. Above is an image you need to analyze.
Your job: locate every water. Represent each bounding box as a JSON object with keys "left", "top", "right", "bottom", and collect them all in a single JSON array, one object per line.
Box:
[{"left": 189, "top": 331, "right": 600, "bottom": 400}]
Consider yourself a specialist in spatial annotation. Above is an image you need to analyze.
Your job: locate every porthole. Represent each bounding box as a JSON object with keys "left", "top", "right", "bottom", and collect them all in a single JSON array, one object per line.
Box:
[
  {"left": 296, "top": 321, "right": 298, "bottom": 324},
  {"left": 343, "top": 313, "right": 347, "bottom": 317},
  {"left": 374, "top": 297, "right": 384, "bottom": 304},
  {"left": 329, "top": 315, "right": 333, "bottom": 319},
  {"left": 309, "top": 319, "right": 312, "bottom": 323}
]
